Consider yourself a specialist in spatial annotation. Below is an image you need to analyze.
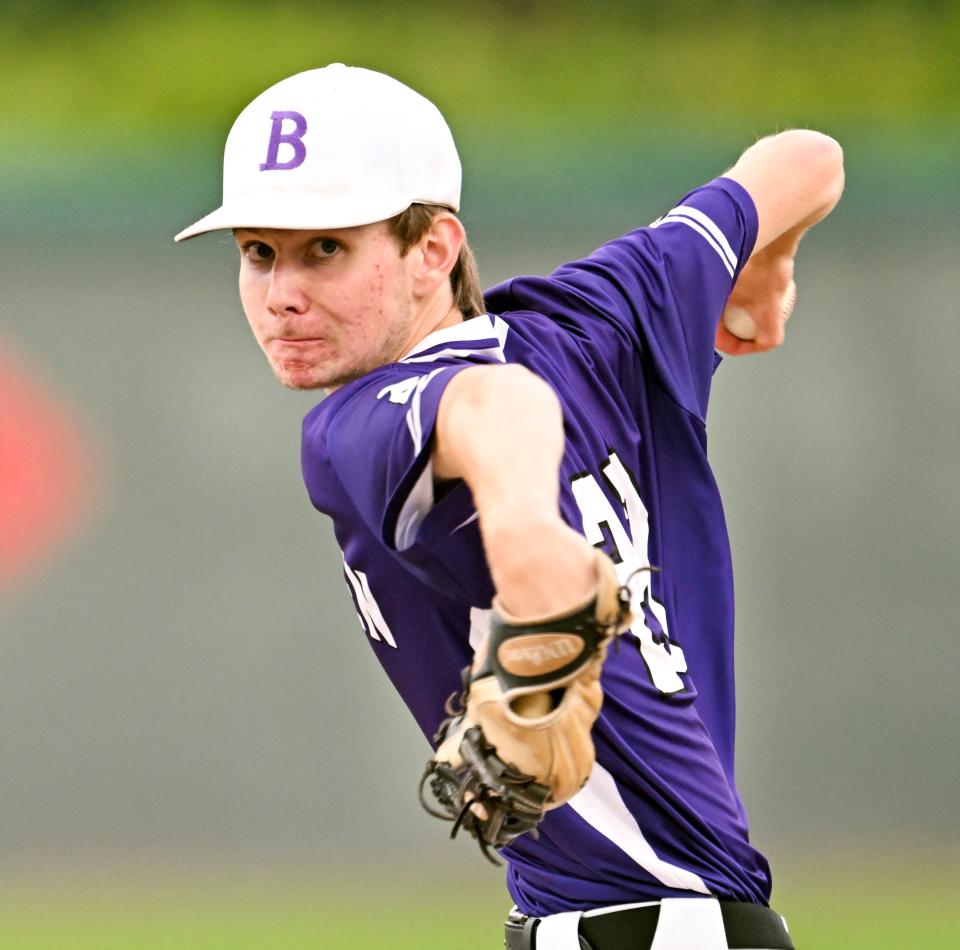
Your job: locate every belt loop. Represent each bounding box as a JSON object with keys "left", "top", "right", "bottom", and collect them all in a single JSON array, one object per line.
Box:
[{"left": 535, "top": 910, "right": 583, "bottom": 949}]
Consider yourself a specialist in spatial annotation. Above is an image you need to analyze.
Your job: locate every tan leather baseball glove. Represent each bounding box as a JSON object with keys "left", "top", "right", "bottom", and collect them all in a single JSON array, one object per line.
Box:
[{"left": 419, "top": 549, "right": 632, "bottom": 862}]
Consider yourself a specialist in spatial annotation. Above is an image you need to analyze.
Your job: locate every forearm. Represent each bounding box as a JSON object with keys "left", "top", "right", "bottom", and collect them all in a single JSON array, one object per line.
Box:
[
  {"left": 716, "top": 131, "right": 844, "bottom": 354},
  {"left": 434, "top": 364, "right": 595, "bottom": 615}
]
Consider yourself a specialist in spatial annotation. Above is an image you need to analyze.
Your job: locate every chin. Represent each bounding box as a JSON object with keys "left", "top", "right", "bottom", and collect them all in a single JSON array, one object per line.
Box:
[
  {"left": 273, "top": 361, "right": 361, "bottom": 391},
  {"left": 280, "top": 377, "right": 326, "bottom": 391},
  {"left": 271, "top": 363, "right": 325, "bottom": 391}
]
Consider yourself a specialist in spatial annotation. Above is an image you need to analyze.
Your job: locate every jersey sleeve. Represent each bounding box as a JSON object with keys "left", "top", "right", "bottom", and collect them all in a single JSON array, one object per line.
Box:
[
  {"left": 310, "top": 363, "right": 476, "bottom": 555},
  {"left": 484, "top": 177, "right": 758, "bottom": 421}
]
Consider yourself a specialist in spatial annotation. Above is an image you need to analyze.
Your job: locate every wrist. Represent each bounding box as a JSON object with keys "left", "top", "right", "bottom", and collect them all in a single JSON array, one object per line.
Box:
[
  {"left": 754, "top": 228, "right": 803, "bottom": 264},
  {"left": 481, "top": 516, "right": 596, "bottom": 617},
  {"left": 734, "top": 248, "right": 794, "bottom": 300}
]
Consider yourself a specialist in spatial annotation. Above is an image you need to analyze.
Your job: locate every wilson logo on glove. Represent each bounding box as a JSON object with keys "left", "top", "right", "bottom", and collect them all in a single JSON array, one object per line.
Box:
[{"left": 497, "top": 634, "right": 583, "bottom": 675}]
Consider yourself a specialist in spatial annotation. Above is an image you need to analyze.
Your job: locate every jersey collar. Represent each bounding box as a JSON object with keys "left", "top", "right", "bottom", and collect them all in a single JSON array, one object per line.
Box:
[{"left": 400, "top": 313, "right": 510, "bottom": 364}]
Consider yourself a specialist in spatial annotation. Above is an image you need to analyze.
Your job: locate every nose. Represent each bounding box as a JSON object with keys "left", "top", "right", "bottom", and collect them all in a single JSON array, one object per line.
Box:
[{"left": 265, "top": 259, "right": 310, "bottom": 316}]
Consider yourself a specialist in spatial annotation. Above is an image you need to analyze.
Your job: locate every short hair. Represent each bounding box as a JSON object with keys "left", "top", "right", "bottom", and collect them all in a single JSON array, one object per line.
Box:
[{"left": 387, "top": 204, "right": 485, "bottom": 319}]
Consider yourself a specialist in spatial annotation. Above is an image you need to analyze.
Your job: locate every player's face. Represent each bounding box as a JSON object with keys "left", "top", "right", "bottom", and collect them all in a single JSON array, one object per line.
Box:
[{"left": 235, "top": 222, "right": 419, "bottom": 390}]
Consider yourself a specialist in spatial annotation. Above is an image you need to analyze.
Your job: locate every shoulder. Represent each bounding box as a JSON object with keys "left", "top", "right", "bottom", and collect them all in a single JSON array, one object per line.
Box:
[
  {"left": 485, "top": 178, "right": 757, "bottom": 318},
  {"left": 302, "top": 361, "right": 455, "bottom": 455},
  {"left": 304, "top": 313, "right": 518, "bottom": 461}
]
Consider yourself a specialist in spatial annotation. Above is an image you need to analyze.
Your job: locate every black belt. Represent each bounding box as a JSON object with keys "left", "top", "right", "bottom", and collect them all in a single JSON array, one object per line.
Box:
[{"left": 504, "top": 899, "right": 795, "bottom": 950}]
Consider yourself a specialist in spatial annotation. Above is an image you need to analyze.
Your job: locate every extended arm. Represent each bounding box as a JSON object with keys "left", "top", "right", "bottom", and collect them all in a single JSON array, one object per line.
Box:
[
  {"left": 718, "top": 129, "right": 845, "bottom": 354},
  {"left": 422, "top": 364, "right": 628, "bottom": 855},
  {"left": 433, "top": 362, "right": 597, "bottom": 615}
]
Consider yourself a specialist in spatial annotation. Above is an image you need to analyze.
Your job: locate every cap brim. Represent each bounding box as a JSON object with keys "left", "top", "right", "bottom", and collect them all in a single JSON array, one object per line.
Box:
[{"left": 174, "top": 192, "right": 456, "bottom": 242}]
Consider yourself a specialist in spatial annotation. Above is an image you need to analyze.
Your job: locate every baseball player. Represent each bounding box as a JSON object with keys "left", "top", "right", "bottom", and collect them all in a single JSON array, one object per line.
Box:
[{"left": 176, "top": 64, "right": 843, "bottom": 949}]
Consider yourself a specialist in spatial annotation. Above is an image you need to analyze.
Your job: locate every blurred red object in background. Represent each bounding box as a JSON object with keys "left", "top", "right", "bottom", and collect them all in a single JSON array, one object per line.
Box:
[{"left": 0, "top": 343, "right": 97, "bottom": 599}]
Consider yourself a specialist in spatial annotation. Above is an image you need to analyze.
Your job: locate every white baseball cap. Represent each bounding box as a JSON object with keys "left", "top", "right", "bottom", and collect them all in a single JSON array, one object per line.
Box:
[{"left": 174, "top": 64, "right": 461, "bottom": 242}]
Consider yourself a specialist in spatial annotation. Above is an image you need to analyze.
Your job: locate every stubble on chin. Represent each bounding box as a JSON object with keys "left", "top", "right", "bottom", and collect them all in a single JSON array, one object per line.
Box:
[
  {"left": 273, "top": 363, "right": 343, "bottom": 392},
  {"left": 271, "top": 351, "right": 381, "bottom": 392}
]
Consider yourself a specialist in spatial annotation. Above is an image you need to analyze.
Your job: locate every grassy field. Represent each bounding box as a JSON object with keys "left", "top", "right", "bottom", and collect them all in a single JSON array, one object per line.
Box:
[
  {"left": 1, "top": 860, "right": 957, "bottom": 949},
  {"left": 3, "top": 0, "right": 957, "bottom": 155}
]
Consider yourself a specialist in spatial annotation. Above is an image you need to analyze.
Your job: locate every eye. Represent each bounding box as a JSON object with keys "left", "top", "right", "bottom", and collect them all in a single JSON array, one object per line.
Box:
[
  {"left": 241, "top": 241, "right": 275, "bottom": 264},
  {"left": 311, "top": 237, "right": 341, "bottom": 258}
]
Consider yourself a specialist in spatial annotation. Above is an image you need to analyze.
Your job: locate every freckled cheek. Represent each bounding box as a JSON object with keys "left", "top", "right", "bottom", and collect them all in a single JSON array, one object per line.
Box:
[
  {"left": 325, "top": 277, "right": 377, "bottom": 331},
  {"left": 336, "top": 299, "right": 380, "bottom": 352}
]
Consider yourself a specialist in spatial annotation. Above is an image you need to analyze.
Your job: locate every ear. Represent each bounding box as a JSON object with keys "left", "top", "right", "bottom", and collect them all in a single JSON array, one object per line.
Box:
[{"left": 411, "top": 213, "right": 465, "bottom": 300}]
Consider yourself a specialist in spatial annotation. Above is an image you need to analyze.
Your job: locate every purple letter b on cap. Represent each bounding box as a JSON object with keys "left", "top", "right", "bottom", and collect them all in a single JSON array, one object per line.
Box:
[{"left": 259, "top": 111, "right": 308, "bottom": 171}]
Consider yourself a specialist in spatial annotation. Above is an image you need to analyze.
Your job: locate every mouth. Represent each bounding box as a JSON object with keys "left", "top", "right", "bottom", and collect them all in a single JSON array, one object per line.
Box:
[
  {"left": 268, "top": 337, "right": 333, "bottom": 374},
  {"left": 270, "top": 337, "right": 330, "bottom": 356}
]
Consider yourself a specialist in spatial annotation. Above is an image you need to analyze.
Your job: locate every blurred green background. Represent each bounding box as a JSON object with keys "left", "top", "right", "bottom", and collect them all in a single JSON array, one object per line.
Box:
[{"left": 1, "top": 1, "right": 958, "bottom": 947}]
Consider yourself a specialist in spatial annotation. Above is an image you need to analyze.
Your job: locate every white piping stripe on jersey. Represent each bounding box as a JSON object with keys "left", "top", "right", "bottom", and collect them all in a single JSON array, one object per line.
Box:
[
  {"left": 404, "top": 410, "right": 419, "bottom": 455},
  {"left": 405, "top": 366, "right": 446, "bottom": 454},
  {"left": 568, "top": 763, "right": 711, "bottom": 894},
  {"left": 667, "top": 205, "right": 738, "bottom": 271},
  {"left": 654, "top": 213, "right": 735, "bottom": 278},
  {"left": 404, "top": 343, "right": 507, "bottom": 364},
  {"left": 452, "top": 510, "right": 479, "bottom": 533},
  {"left": 401, "top": 313, "right": 510, "bottom": 364},
  {"left": 408, "top": 381, "right": 424, "bottom": 453},
  {"left": 649, "top": 205, "right": 737, "bottom": 278},
  {"left": 393, "top": 366, "right": 461, "bottom": 549},
  {"left": 393, "top": 461, "right": 434, "bottom": 552}
]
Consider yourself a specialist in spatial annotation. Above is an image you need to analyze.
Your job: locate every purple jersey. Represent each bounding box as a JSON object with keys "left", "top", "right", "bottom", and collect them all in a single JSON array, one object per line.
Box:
[{"left": 301, "top": 178, "right": 772, "bottom": 915}]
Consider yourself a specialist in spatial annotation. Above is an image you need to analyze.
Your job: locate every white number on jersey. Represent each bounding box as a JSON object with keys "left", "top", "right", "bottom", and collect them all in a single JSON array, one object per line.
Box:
[
  {"left": 343, "top": 559, "right": 397, "bottom": 649},
  {"left": 570, "top": 453, "right": 687, "bottom": 694}
]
